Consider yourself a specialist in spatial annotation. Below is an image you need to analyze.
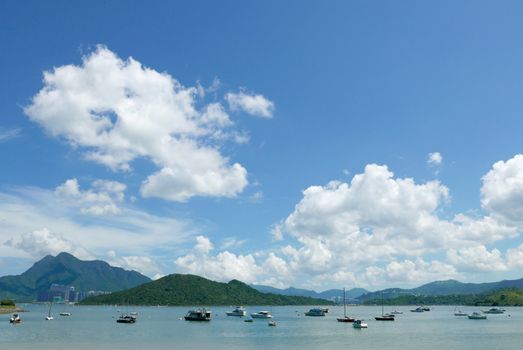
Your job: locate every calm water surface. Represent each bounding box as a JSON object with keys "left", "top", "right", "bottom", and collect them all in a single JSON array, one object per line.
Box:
[{"left": 2, "top": 304, "right": 521, "bottom": 349}]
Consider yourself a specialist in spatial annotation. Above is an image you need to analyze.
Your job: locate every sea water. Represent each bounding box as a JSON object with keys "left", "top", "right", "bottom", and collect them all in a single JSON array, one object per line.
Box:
[{"left": 2, "top": 304, "right": 522, "bottom": 350}]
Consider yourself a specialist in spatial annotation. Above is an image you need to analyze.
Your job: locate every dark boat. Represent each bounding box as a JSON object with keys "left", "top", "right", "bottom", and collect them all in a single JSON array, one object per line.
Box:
[
  {"left": 116, "top": 314, "right": 137, "bottom": 323},
  {"left": 337, "top": 288, "right": 355, "bottom": 323},
  {"left": 184, "top": 308, "right": 211, "bottom": 321},
  {"left": 375, "top": 292, "right": 395, "bottom": 321}
]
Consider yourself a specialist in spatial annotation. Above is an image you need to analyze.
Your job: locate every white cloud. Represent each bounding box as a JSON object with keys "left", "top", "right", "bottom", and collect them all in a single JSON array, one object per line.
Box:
[
  {"left": 481, "top": 154, "right": 523, "bottom": 225},
  {"left": 0, "top": 185, "right": 195, "bottom": 267},
  {"left": 0, "top": 128, "right": 21, "bottom": 142},
  {"left": 25, "top": 46, "right": 251, "bottom": 202},
  {"left": 427, "top": 152, "right": 443, "bottom": 166},
  {"left": 269, "top": 163, "right": 519, "bottom": 287},
  {"left": 225, "top": 91, "right": 274, "bottom": 118},
  {"left": 55, "top": 178, "right": 126, "bottom": 215},
  {"left": 175, "top": 236, "right": 262, "bottom": 283},
  {"left": 107, "top": 253, "right": 163, "bottom": 279},
  {"left": 4, "top": 228, "right": 93, "bottom": 260},
  {"left": 447, "top": 245, "right": 507, "bottom": 272}
]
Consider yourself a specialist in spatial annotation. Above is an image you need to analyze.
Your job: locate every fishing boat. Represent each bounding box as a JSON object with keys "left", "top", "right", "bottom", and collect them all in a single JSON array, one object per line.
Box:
[
  {"left": 116, "top": 314, "right": 137, "bottom": 323},
  {"left": 337, "top": 288, "right": 355, "bottom": 322},
  {"left": 468, "top": 312, "right": 487, "bottom": 320},
  {"left": 184, "top": 308, "right": 212, "bottom": 321},
  {"left": 226, "top": 306, "right": 247, "bottom": 317},
  {"left": 305, "top": 308, "right": 326, "bottom": 316},
  {"left": 9, "top": 313, "right": 21, "bottom": 324},
  {"left": 353, "top": 319, "right": 368, "bottom": 329}
]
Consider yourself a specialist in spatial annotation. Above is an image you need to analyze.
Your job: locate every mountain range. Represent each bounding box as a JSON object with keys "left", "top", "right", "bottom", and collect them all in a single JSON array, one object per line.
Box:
[
  {"left": 251, "top": 285, "right": 368, "bottom": 301},
  {"left": 0, "top": 252, "right": 151, "bottom": 301}
]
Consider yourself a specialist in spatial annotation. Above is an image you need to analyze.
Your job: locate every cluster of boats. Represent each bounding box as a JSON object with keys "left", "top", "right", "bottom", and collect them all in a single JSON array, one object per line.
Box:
[{"left": 454, "top": 307, "right": 506, "bottom": 320}]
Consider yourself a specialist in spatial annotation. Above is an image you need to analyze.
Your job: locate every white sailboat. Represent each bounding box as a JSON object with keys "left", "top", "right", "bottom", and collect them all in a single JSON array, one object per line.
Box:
[{"left": 45, "top": 301, "right": 54, "bottom": 320}]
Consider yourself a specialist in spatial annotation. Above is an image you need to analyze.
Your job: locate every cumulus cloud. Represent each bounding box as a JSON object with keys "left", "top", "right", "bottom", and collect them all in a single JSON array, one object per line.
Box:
[
  {"left": 4, "top": 228, "right": 93, "bottom": 260},
  {"left": 427, "top": 152, "right": 443, "bottom": 166},
  {"left": 107, "top": 251, "right": 163, "bottom": 279},
  {"left": 225, "top": 91, "right": 274, "bottom": 118},
  {"left": 447, "top": 245, "right": 507, "bottom": 272},
  {"left": 55, "top": 178, "right": 126, "bottom": 215},
  {"left": 481, "top": 154, "right": 523, "bottom": 225},
  {"left": 175, "top": 236, "right": 263, "bottom": 283},
  {"left": 25, "top": 46, "right": 251, "bottom": 202},
  {"left": 268, "top": 163, "right": 519, "bottom": 287}
]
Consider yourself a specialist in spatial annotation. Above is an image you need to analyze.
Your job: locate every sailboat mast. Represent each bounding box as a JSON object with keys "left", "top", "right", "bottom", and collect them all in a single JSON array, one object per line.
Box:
[{"left": 343, "top": 288, "right": 346, "bottom": 317}]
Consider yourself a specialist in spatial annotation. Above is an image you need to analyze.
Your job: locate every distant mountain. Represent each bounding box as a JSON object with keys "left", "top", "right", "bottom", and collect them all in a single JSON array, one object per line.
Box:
[
  {"left": 251, "top": 285, "right": 368, "bottom": 301},
  {"left": 0, "top": 252, "right": 151, "bottom": 301},
  {"left": 358, "top": 278, "right": 523, "bottom": 302},
  {"left": 80, "top": 274, "right": 333, "bottom": 306}
]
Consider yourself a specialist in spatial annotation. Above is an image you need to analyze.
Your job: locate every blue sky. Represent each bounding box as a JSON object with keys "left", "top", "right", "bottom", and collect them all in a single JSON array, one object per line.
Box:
[{"left": 2, "top": 0, "right": 523, "bottom": 291}]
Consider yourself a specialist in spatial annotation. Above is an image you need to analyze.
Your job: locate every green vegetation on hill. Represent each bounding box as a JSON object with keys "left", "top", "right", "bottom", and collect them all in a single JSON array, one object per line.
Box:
[
  {"left": 80, "top": 274, "right": 333, "bottom": 306},
  {"left": 362, "top": 288, "right": 523, "bottom": 306},
  {"left": 0, "top": 252, "right": 151, "bottom": 301}
]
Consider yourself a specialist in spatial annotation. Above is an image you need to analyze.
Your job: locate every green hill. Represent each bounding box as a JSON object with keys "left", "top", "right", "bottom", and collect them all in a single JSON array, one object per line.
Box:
[
  {"left": 80, "top": 274, "right": 333, "bottom": 306},
  {"left": 0, "top": 252, "right": 151, "bottom": 301},
  {"left": 362, "top": 288, "right": 523, "bottom": 306}
]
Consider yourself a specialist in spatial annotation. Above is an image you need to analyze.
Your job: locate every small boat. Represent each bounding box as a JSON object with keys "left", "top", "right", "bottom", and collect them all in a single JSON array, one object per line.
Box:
[
  {"left": 410, "top": 307, "right": 425, "bottom": 313},
  {"left": 59, "top": 312, "right": 72, "bottom": 316},
  {"left": 337, "top": 288, "right": 355, "bottom": 322},
  {"left": 268, "top": 320, "right": 277, "bottom": 327},
  {"left": 250, "top": 311, "right": 272, "bottom": 319},
  {"left": 9, "top": 313, "right": 21, "bottom": 324},
  {"left": 353, "top": 319, "right": 368, "bottom": 329},
  {"left": 184, "top": 308, "right": 211, "bottom": 321},
  {"left": 226, "top": 306, "right": 247, "bottom": 317},
  {"left": 244, "top": 318, "right": 254, "bottom": 323},
  {"left": 390, "top": 310, "right": 403, "bottom": 315},
  {"left": 468, "top": 312, "right": 487, "bottom": 320},
  {"left": 453, "top": 306, "right": 467, "bottom": 316},
  {"left": 130, "top": 312, "right": 138, "bottom": 316},
  {"left": 116, "top": 314, "right": 137, "bottom": 323},
  {"left": 482, "top": 307, "right": 505, "bottom": 314},
  {"left": 375, "top": 292, "right": 395, "bottom": 321},
  {"left": 322, "top": 308, "right": 329, "bottom": 313},
  {"left": 45, "top": 302, "right": 54, "bottom": 321},
  {"left": 421, "top": 306, "right": 431, "bottom": 311},
  {"left": 305, "top": 308, "right": 326, "bottom": 316}
]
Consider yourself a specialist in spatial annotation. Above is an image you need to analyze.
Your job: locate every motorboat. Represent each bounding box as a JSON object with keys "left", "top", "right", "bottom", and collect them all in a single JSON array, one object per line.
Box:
[
  {"left": 421, "top": 306, "right": 431, "bottom": 311},
  {"left": 226, "top": 306, "right": 247, "bottom": 317},
  {"left": 390, "top": 310, "right": 403, "bottom": 315},
  {"left": 483, "top": 307, "right": 505, "bottom": 314},
  {"left": 184, "top": 308, "right": 211, "bottom": 321},
  {"left": 59, "top": 312, "right": 72, "bottom": 316},
  {"left": 244, "top": 318, "right": 254, "bottom": 323},
  {"left": 268, "top": 320, "right": 277, "bottom": 327},
  {"left": 337, "top": 288, "right": 355, "bottom": 322},
  {"left": 353, "top": 319, "right": 368, "bottom": 329},
  {"left": 116, "top": 314, "right": 137, "bottom": 323},
  {"left": 9, "top": 313, "right": 21, "bottom": 324},
  {"left": 250, "top": 311, "right": 272, "bottom": 319},
  {"left": 410, "top": 307, "right": 425, "bottom": 312},
  {"left": 468, "top": 312, "right": 487, "bottom": 320},
  {"left": 304, "top": 308, "right": 326, "bottom": 316}
]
